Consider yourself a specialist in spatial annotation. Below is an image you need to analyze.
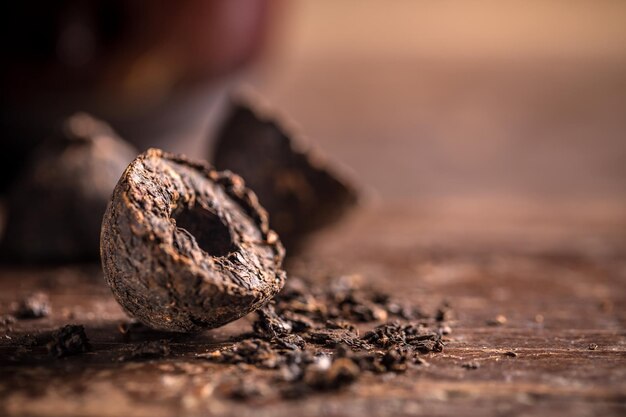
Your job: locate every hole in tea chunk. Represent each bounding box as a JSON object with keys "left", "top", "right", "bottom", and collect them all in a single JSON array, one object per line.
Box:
[{"left": 173, "top": 205, "right": 236, "bottom": 257}]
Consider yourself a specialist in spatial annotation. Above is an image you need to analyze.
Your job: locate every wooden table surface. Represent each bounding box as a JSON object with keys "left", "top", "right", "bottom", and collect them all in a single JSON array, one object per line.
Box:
[{"left": 1, "top": 199, "right": 624, "bottom": 417}]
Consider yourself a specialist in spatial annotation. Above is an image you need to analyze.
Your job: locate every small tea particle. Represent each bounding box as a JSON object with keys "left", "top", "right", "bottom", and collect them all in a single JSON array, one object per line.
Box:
[
  {"left": 47, "top": 324, "right": 91, "bottom": 358},
  {"left": 0, "top": 314, "right": 17, "bottom": 327},
  {"left": 487, "top": 315, "right": 507, "bottom": 326},
  {"left": 462, "top": 361, "right": 481, "bottom": 370},
  {"left": 119, "top": 340, "right": 171, "bottom": 361},
  {"left": 11, "top": 292, "right": 50, "bottom": 319}
]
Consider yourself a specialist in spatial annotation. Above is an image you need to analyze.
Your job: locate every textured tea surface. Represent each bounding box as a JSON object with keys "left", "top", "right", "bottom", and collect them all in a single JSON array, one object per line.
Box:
[
  {"left": 213, "top": 102, "right": 358, "bottom": 253},
  {"left": 101, "top": 149, "right": 285, "bottom": 332},
  {"left": 1, "top": 200, "right": 625, "bottom": 417},
  {"left": 1, "top": 113, "right": 137, "bottom": 263}
]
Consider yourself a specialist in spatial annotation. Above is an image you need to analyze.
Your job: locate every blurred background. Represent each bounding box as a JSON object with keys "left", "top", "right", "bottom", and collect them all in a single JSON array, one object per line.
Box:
[
  {"left": 2, "top": 0, "right": 626, "bottom": 234},
  {"left": 257, "top": 0, "right": 626, "bottom": 205}
]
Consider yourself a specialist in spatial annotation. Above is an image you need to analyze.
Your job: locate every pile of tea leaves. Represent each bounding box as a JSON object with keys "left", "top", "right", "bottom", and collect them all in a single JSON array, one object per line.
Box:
[{"left": 197, "top": 275, "right": 451, "bottom": 400}]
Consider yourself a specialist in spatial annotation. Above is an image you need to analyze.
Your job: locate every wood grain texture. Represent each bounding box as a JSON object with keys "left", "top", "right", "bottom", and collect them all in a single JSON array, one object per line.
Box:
[{"left": 1, "top": 200, "right": 625, "bottom": 417}]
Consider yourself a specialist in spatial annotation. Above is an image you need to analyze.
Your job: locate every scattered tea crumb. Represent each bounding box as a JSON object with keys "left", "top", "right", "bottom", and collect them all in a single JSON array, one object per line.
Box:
[
  {"left": 599, "top": 299, "right": 613, "bottom": 314},
  {"left": 439, "top": 325, "right": 452, "bottom": 335},
  {"left": 47, "top": 324, "right": 91, "bottom": 357},
  {"left": 11, "top": 292, "right": 50, "bottom": 319},
  {"left": 0, "top": 314, "right": 17, "bottom": 327},
  {"left": 435, "top": 303, "right": 453, "bottom": 322},
  {"left": 198, "top": 275, "right": 450, "bottom": 401},
  {"left": 118, "top": 323, "right": 131, "bottom": 336},
  {"left": 60, "top": 307, "right": 75, "bottom": 320},
  {"left": 486, "top": 315, "right": 507, "bottom": 326},
  {"left": 362, "top": 322, "right": 444, "bottom": 353},
  {"left": 119, "top": 340, "right": 171, "bottom": 361},
  {"left": 302, "top": 356, "right": 360, "bottom": 391},
  {"left": 462, "top": 361, "right": 480, "bottom": 370},
  {"left": 216, "top": 377, "right": 273, "bottom": 401}
]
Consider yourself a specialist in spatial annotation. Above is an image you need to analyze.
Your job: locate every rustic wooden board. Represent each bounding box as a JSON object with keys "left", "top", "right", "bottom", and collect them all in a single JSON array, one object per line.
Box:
[{"left": 1, "top": 201, "right": 625, "bottom": 417}]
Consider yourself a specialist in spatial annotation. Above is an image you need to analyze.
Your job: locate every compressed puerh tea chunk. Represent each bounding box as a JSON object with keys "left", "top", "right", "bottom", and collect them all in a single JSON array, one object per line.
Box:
[
  {"left": 1, "top": 113, "right": 137, "bottom": 262},
  {"left": 212, "top": 101, "right": 359, "bottom": 252},
  {"left": 100, "top": 149, "right": 286, "bottom": 332}
]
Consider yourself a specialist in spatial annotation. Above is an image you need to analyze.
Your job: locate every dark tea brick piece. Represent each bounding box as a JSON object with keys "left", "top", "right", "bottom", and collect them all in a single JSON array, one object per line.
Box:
[
  {"left": 1, "top": 113, "right": 137, "bottom": 262},
  {"left": 100, "top": 148, "right": 286, "bottom": 332},
  {"left": 212, "top": 101, "right": 359, "bottom": 253}
]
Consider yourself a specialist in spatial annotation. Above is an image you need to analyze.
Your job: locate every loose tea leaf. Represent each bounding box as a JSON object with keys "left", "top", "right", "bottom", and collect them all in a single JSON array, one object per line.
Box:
[
  {"left": 212, "top": 101, "right": 359, "bottom": 253},
  {"left": 100, "top": 148, "right": 286, "bottom": 332},
  {"left": 1, "top": 113, "right": 137, "bottom": 262}
]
